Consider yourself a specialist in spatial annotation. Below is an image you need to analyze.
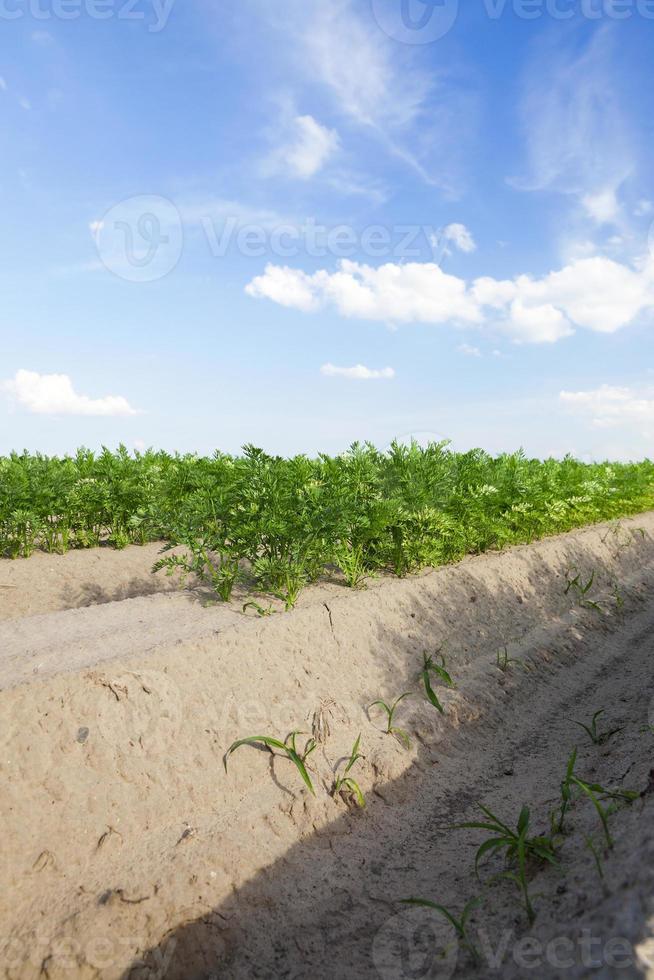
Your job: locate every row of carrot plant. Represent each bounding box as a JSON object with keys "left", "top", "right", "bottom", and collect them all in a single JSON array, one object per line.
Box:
[{"left": 1, "top": 442, "right": 653, "bottom": 605}]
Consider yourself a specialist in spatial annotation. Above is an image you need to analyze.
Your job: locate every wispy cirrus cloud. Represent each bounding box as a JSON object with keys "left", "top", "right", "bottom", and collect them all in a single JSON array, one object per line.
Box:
[
  {"left": 560, "top": 384, "right": 654, "bottom": 429},
  {"left": 2, "top": 370, "right": 138, "bottom": 417},
  {"left": 240, "top": 0, "right": 475, "bottom": 195},
  {"left": 513, "top": 29, "right": 633, "bottom": 209},
  {"left": 321, "top": 363, "right": 395, "bottom": 380}
]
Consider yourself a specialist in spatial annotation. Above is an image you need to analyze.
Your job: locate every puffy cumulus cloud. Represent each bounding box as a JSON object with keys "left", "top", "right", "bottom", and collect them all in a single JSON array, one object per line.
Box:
[
  {"left": 245, "top": 264, "right": 321, "bottom": 312},
  {"left": 443, "top": 223, "right": 476, "bottom": 254},
  {"left": 246, "top": 255, "right": 654, "bottom": 343},
  {"left": 320, "top": 363, "right": 394, "bottom": 380},
  {"left": 560, "top": 385, "right": 654, "bottom": 429},
  {"left": 582, "top": 188, "right": 620, "bottom": 224},
  {"left": 2, "top": 370, "right": 138, "bottom": 417},
  {"left": 247, "top": 260, "right": 481, "bottom": 325}
]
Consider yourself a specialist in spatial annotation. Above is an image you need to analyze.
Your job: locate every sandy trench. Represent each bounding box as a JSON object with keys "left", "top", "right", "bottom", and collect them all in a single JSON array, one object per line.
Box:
[{"left": 1, "top": 516, "right": 654, "bottom": 979}]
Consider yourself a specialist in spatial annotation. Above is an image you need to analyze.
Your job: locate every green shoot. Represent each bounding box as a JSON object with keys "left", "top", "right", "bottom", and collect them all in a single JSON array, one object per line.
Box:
[
  {"left": 551, "top": 747, "right": 577, "bottom": 835},
  {"left": 419, "top": 652, "right": 455, "bottom": 713},
  {"left": 574, "top": 709, "right": 623, "bottom": 746},
  {"left": 455, "top": 804, "right": 558, "bottom": 923},
  {"left": 333, "top": 734, "right": 365, "bottom": 807},
  {"left": 564, "top": 567, "right": 602, "bottom": 612},
  {"left": 495, "top": 646, "right": 525, "bottom": 672},
  {"left": 568, "top": 776, "right": 637, "bottom": 850},
  {"left": 224, "top": 731, "right": 316, "bottom": 795},
  {"left": 401, "top": 896, "right": 483, "bottom": 962},
  {"left": 585, "top": 835, "right": 604, "bottom": 880},
  {"left": 369, "top": 693, "right": 413, "bottom": 748},
  {"left": 242, "top": 600, "right": 275, "bottom": 617}
]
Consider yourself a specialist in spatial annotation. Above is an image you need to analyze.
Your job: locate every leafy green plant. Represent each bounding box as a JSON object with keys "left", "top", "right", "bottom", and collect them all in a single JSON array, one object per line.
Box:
[
  {"left": 369, "top": 693, "right": 413, "bottom": 748},
  {"left": 574, "top": 709, "right": 623, "bottom": 746},
  {"left": 456, "top": 804, "right": 558, "bottom": 923},
  {"left": 332, "top": 542, "right": 369, "bottom": 589},
  {"left": 332, "top": 734, "right": 365, "bottom": 807},
  {"left": 419, "top": 652, "right": 455, "bottom": 713},
  {"left": 224, "top": 731, "right": 316, "bottom": 794},
  {"left": 2, "top": 445, "right": 653, "bottom": 582},
  {"left": 401, "top": 896, "right": 483, "bottom": 962},
  {"left": 154, "top": 546, "right": 240, "bottom": 602}
]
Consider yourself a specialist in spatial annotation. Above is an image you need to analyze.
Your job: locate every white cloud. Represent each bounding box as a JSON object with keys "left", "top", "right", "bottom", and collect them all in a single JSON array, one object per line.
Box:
[
  {"left": 2, "top": 370, "right": 138, "bottom": 417},
  {"left": 246, "top": 254, "right": 654, "bottom": 343},
  {"left": 274, "top": 114, "right": 339, "bottom": 179},
  {"left": 302, "top": 3, "right": 427, "bottom": 130},
  {"left": 560, "top": 384, "right": 654, "bottom": 429},
  {"left": 582, "top": 188, "right": 619, "bottom": 225},
  {"left": 443, "top": 223, "right": 476, "bottom": 254},
  {"left": 279, "top": 0, "right": 471, "bottom": 192},
  {"left": 457, "top": 343, "right": 481, "bottom": 357},
  {"left": 635, "top": 199, "right": 653, "bottom": 217},
  {"left": 320, "top": 363, "right": 394, "bottom": 380},
  {"left": 514, "top": 29, "right": 633, "bottom": 227},
  {"left": 0, "top": 77, "right": 7, "bottom": 92},
  {"left": 19, "top": 98, "right": 31, "bottom": 111},
  {"left": 247, "top": 260, "right": 481, "bottom": 325},
  {"left": 245, "top": 264, "right": 321, "bottom": 312}
]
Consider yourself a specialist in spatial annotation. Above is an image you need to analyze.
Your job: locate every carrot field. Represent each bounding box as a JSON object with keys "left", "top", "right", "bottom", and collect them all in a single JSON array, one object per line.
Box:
[{"left": 2, "top": 442, "right": 653, "bottom": 609}]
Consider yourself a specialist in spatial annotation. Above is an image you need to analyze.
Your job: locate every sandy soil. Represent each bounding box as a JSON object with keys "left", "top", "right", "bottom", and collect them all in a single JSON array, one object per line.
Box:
[{"left": 1, "top": 516, "right": 653, "bottom": 979}]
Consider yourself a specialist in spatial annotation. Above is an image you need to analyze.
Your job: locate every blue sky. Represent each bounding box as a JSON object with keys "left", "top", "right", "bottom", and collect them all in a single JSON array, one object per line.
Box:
[{"left": 1, "top": 0, "right": 653, "bottom": 459}]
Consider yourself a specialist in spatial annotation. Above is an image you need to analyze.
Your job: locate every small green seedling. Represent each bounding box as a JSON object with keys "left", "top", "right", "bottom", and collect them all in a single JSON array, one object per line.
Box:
[
  {"left": 369, "top": 693, "right": 413, "bottom": 748},
  {"left": 333, "top": 734, "right": 365, "bottom": 807},
  {"left": 495, "top": 647, "right": 525, "bottom": 672},
  {"left": 551, "top": 748, "right": 577, "bottom": 836},
  {"left": 564, "top": 567, "right": 602, "bottom": 612},
  {"left": 224, "top": 730, "right": 316, "bottom": 794},
  {"left": 639, "top": 725, "right": 654, "bottom": 736},
  {"left": 574, "top": 709, "right": 623, "bottom": 746},
  {"left": 569, "top": 776, "right": 637, "bottom": 849},
  {"left": 585, "top": 834, "right": 605, "bottom": 881},
  {"left": 242, "top": 600, "right": 275, "bottom": 617},
  {"left": 456, "top": 804, "right": 557, "bottom": 923},
  {"left": 609, "top": 583, "right": 625, "bottom": 618},
  {"left": 402, "top": 896, "right": 483, "bottom": 962},
  {"left": 420, "top": 652, "right": 455, "bottom": 713}
]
